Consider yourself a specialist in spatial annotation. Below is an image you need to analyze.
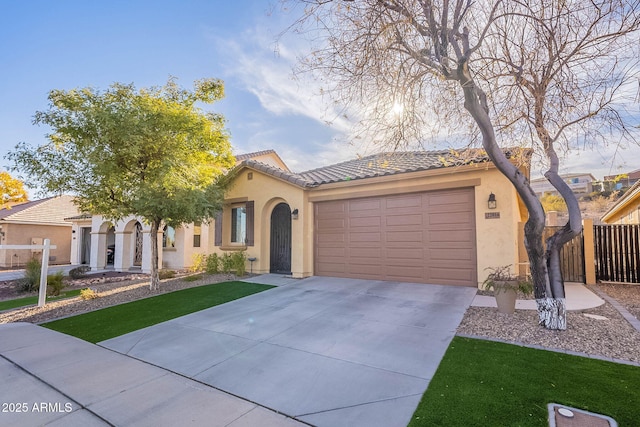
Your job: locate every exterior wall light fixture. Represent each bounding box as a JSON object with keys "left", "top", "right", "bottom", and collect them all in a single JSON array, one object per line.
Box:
[{"left": 488, "top": 193, "right": 497, "bottom": 209}]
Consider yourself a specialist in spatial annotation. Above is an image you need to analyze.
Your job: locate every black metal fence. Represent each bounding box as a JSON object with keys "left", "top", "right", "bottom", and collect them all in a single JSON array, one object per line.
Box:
[{"left": 594, "top": 224, "right": 640, "bottom": 283}]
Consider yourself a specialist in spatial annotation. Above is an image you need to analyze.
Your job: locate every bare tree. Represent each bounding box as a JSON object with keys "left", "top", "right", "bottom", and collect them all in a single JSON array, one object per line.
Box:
[{"left": 286, "top": 0, "right": 640, "bottom": 329}]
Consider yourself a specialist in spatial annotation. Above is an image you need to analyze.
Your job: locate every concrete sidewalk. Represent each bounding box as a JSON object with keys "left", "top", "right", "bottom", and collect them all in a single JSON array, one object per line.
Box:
[
  {"left": 471, "top": 282, "right": 605, "bottom": 311},
  {"left": 0, "top": 323, "right": 305, "bottom": 427}
]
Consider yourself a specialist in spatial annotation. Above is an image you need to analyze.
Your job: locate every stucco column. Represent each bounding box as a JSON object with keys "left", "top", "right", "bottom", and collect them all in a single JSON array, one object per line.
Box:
[
  {"left": 69, "top": 225, "right": 80, "bottom": 265},
  {"left": 583, "top": 219, "right": 596, "bottom": 285},
  {"left": 90, "top": 231, "right": 106, "bottom": 270},
  {"left": 114, "top": 231, "right": 131, "bottom": 272}
]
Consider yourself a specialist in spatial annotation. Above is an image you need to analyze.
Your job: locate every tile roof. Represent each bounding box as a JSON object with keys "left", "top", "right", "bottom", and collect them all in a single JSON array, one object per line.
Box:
[
  {"left": 0, "top": 195, "right": 80, "bottom": 225},
  {"left": 237, "top": 148, "right": 503, "bottom": 188},
  {"left": 235, "top": 149, "right": 277, "bottom": 162}
]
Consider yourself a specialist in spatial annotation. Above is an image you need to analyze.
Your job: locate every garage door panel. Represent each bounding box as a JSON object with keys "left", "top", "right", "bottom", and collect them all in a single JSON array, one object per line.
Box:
[
  {"left": 349, "top": 216, "right": 381, "bottom": 227},
  {"left": 349, "top": 232, "right": 381, "bottom": 242},
  {"left": 315, "top": 188, "right": 476, "bottom": 286},
  {"left": 386, "top": 214, "right": 423, "bottom": 226},
  {"left": 429, "top": 212, "right": 474, "bottom": 225},
  {"left": 430, "top": 229, "right": 474, "bottom": 242},
  {"left": 386, "top": 248, "right": 424, "bottom": 259},
  {"left": 317, "top": 218, "right": 346, "bottom": 230},
  {"left": 317, "top": 233, "right": 346, "bottom": 244},
  {"left": 349, "top": 199, "right": 381, "bottom": 211},
  {"left": 385, "top": 194, "right": 422, "bottom": 209}
]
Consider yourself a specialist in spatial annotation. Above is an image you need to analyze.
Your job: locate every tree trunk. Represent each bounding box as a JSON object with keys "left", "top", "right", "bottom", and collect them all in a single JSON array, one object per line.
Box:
[
  {"left": 149, "top": 219, "right": 160, "bottom": 291},
  {"left": 456, "top": 63, "right": 567, "bottom": 329}
]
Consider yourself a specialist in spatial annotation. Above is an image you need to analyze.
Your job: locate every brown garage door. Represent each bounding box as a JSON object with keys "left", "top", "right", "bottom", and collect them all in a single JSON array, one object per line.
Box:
[{"left": 314, "top": 188, "right": 477, "bottom": 286}]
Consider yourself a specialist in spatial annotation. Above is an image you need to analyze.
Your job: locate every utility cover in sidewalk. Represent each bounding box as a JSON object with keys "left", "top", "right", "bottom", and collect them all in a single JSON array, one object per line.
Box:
[{"left": 548, "top": 404, "right": 617, "bottom": 427}]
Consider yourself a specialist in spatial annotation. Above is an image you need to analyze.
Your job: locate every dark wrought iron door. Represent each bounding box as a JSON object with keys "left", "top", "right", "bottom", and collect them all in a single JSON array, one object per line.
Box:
[
  {"left": 270, "top": 203, "right": 292, "bottom": 274},
  {"left": 134, "top": 222, "right": 143, "bottom": 266}
]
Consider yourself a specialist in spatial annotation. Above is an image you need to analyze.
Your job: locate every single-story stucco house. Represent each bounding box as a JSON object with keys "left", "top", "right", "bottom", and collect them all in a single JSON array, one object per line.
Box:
[
  {"left": 0, "top": 195, "right": 80, "bottom": 267},
  {"left": 69, "top": 148, "right": 529, "bottom": 288}
]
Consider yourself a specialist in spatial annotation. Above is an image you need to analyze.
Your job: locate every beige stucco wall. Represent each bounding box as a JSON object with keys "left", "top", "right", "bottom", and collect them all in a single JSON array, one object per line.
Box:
[
  {"left": 0, "top": 223, "right": 72, "bottom": 267},
  {"left": 217, "top": 169, "right": 311, "bottom": 278},
  {"left": 602, "top": 199, "right": 640, "bottom": 224},
  {"left": 222, "top": 163, "right": 525, "bottom": 286}
]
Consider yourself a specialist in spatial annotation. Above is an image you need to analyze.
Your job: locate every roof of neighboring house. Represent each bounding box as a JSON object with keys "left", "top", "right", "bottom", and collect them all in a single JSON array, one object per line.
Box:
[
  {"left": 64, "top": 213, "right": 92, "bottom": 221},
  {"left": 0, "top": 195, "right": 80, "bottom": 226},
  {"left": 530, "top": 173, "right": 596, "bottom": 184},
  {"left": 601, "top": 180, "right": 640, "bottom": 222},
  {"left": 237, "top": 148, "right": 522, "bottom": 188}
]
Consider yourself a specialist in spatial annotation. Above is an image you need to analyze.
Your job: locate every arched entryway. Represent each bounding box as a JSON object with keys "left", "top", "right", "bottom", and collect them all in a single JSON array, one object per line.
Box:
[{"left": 270, "top": 203, "right": 292, "bottom": 274}]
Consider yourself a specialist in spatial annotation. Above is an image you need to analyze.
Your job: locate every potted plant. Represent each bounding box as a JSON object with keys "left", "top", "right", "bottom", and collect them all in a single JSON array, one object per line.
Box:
[{"left": 482, "top": 265, "right": 533, "bottom": 314}]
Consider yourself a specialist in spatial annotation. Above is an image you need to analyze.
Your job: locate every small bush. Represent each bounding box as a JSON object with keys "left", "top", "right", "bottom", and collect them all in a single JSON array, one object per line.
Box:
[
  {"left": 158, "top": 269, "right": 176, "bottom": 280},
  {"left": 206, "top": 253, "right": 220, "bottom": 274},
  {"left": 183, "top": 274, "right": 202, "bottom": 282},
  {"left": 80, "top": 288, "right": 99, "bottom": 300},
  {"left": 221, "top": 252, "right": 234, "bottom": 274},
  {"left": 232, "top": 251, "right": 247, "bottom": 277},
  {"left": 47, "top": 271, "right": 66, "bottom": 296},
  {"left": 21, "top": 258, "right": 42, "bottom": 293},
  {"left": 69, "top": 265, "right": 90, "bottom": 279},
  {"left": 191, "top": 253, "right": 207, "bottom": 273}
]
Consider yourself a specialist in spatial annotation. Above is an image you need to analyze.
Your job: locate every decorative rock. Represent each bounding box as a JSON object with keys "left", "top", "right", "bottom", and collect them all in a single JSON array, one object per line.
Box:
[{"left": 584, "top": 313, "right": 609, "bottom": 321}]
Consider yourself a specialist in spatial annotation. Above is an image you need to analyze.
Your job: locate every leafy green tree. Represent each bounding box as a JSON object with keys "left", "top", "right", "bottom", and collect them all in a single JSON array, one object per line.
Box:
[
  {"left": 9, "top": 78, "right": 234, "bottom": 290},
  {"left": 0, "top": 171, "right": 28, "bottom": 208}
]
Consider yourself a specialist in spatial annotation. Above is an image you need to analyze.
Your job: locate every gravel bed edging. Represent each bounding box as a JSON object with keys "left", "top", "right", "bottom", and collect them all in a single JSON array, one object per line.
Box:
[
  {"left": 590, "top": 286, "right": 640, "bottom": 332},
  {"left": 455, "top": 333, "right": 640, "bottom": 368}
]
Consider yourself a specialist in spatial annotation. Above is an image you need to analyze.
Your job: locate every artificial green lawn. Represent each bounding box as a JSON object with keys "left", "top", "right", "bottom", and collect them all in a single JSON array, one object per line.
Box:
[
  {"left": 0, "top": 289, "right": 83, "bottom": 311},
  {"left": 409, "top": 336, "right": 640, "bottom": 426},
  {"left": 42, "top": 281, "right": 273, "bottom": 343}
]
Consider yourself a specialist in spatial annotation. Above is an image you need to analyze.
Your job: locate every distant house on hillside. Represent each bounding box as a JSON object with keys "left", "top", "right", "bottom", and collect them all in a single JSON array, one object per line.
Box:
[
  {"left": 601, "top": 181, "right": 640, "bottom": 224},
  {"left": 531, "top": 173, "right": 596, "bottom": 197},
  {"left": 604, "top": 168, "right": 640, "bottom": 190},
  {"left": 0, "top": 195, "right": 80, "bottom": 267}
]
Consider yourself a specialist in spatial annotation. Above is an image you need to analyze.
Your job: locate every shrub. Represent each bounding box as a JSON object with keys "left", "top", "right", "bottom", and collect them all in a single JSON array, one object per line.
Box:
[
  {"left": 80, "top": 288, "right": 99, "bottom": 300},
  {"left": 191, "top": 253, "right": 207, "bottom": 273},
  {"left": 69, "top": 265, "right": 90, "bottom": 279},
  {"left": 231, "top": 251, "right": 247, "bottom": 277},
  {"left": 158, "top": 269, "right": 176, "bottom": 280},
  {"left": 206, "top": 253, "right": 220, "bottom": 274},
  {"left": 221, "top": 252, "right": 234, "bottom": 274},
  {"left": 20, "top": 258, "right": 42, "bottom": 293},
  {"left": 47, "top": 271, "right": 66, "bottom": 296},
  {"left": 183, "top": 274, "right": 202, "bottom": 282}
]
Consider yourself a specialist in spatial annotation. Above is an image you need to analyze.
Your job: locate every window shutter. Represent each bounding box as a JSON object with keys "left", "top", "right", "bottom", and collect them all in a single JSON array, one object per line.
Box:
[
  {"left": 246, "top": 201, "right": 254, "bottom": 246},
  {"left": 214, "top": 211, "right": 222, "bottom": 246}
]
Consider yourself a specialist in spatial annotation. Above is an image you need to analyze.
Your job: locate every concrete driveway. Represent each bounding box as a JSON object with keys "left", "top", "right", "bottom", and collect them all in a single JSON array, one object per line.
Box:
[{"left": 101, "top": 276, "right": 476, "bottom": 426}]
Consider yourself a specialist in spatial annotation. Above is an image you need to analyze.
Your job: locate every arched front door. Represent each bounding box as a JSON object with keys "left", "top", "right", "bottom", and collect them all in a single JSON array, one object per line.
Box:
[{"left": 270, "top": 203, "right": 292, "bottom": 274}]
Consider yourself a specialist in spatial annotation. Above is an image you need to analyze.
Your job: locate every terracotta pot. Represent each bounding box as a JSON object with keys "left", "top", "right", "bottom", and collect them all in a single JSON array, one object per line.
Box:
[{"left": 494, "top": 286, "right": 517, "bottom": 314}]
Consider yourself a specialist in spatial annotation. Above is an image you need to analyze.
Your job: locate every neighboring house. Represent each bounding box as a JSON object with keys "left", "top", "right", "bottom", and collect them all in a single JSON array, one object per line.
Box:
[
  {"left": 67, "top": 150, "right": 286, "bottom": 273},
  {"left": 530, "top": 173, "right": 596, "bottom": 197},
  {"left": 70, "top": 148, "right": 529, "bottom": 288},
  {"left": 0, "top": 195, "right": 80, "bottom": 267},
  {"left": 603, "top": 168, "right": 640, "bottom": 190},
  {"left": 601, "top": 180, "right": 640, "bottom": 224}
]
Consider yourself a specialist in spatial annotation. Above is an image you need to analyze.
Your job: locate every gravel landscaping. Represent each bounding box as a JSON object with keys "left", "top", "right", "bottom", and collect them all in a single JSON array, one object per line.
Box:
[{"left": 1, "top": 273, "right": 639, "bottom": 365}]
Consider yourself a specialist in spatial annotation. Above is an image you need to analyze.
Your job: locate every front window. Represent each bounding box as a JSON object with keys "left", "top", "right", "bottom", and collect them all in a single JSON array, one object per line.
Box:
[
  {"left": 193, "top": 222, "right": 201, "bottom": 248},
  {"left": 163, "top": 225, "right": 176, "bottom": 248},
  {"left": 231, "top": 206, "right": 246, "bottom": 244}
]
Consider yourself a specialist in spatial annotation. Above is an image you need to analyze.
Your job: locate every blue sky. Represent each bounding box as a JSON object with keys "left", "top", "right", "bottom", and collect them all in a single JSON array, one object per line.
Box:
[{"left": 1, "top": 0, "right": 638, "bottom": 195}]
